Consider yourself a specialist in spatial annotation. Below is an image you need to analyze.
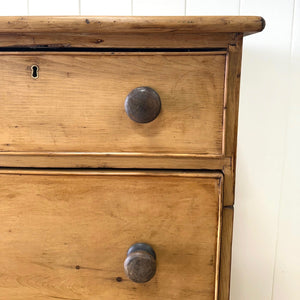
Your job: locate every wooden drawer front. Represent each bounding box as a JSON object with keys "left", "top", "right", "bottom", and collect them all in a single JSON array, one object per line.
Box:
[
  {"left": 0, "top": 52, "right": 225, "bottom": 156},
  {"left": 0, "top": 170, "right": 222, "bottom": 299}
]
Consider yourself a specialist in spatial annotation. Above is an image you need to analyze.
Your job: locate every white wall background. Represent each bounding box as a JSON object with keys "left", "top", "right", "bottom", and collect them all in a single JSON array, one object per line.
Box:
[{"left": 1, "top": 1, "right": 299, "bottom": 299}]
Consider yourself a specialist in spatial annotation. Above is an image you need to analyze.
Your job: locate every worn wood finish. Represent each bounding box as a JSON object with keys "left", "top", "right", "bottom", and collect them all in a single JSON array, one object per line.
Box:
[
  {"left": 0, "top": 32, "right": 239, "bottom": 49},
  {"left": 223, "top": 35, "right": 244, "bottom": 206},
  {"left": 0, "top": 152, "right": 232, "bottom": 169},
  {"left": 0, "top": 16, "right": 265, "bottom": 34},
  {"left": 0, "top": 170, "right": 222, "bottom": 300},
  {"left": 0, "top": 52, "right": 225, "bottom": 155},
  {"left": 219, "top": 207, "right": 234, "bottom": 300},
  {"left": 0, "top": 16, "right": 264, "bottom": 49},
  {"left": 217, "top": 37, "right": 243, "bottom": 297},
  {"left": 0, "top": 16, "right": 264, "bottom": 299}
]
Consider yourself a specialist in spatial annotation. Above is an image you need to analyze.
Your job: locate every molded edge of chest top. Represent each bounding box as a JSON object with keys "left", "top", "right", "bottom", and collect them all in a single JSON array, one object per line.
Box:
[
  {"left": 0, "top": 16, "right": 265, "bottom": 49},
  {"left": 0, "top": 16, "right": 265, "bottom": 35}
]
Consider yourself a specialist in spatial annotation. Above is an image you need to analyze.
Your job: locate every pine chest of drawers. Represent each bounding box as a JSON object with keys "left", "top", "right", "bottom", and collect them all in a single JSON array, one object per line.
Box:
[{"left": 0, "top": 16, "right": 264, "bottom": 299}]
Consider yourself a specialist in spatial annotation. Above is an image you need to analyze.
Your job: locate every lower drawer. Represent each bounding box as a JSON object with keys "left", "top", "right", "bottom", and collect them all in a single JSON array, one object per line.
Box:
[{"left": 0, "top": 169, "right": 222, "bottom": 299}]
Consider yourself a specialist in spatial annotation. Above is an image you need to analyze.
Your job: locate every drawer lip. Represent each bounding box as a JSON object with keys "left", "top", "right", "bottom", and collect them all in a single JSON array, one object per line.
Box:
[
  {"left": 0, "top": 152, "right": 232, "bottom": 172},
  {"left": 0, "top": 151, "right": 226, "bottom": 158},
  {"left": 0, "top": 168, "right": 223, "bottom": 179}
]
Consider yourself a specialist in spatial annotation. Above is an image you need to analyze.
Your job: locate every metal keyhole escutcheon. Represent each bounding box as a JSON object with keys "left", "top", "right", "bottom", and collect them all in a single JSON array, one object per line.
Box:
[{"left": 31, "top": 65, "right": 39, "bottom": 79}]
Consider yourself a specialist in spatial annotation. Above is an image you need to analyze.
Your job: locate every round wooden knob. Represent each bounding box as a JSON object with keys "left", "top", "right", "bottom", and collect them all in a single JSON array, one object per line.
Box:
[
  {"left": 124, "top": 87, "right": 161, "bottom": 123},
  {"left": 124, "top": 243, "right": 156, "bottom": 283}
]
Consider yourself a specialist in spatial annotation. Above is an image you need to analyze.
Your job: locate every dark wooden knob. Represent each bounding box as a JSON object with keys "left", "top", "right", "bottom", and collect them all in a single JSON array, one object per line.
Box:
[
  {"left": 124, "top": 243, "right": 156, "bottom": 283},
  {"left": 124, "top": 87, "right": 161, "bottom": 123}
]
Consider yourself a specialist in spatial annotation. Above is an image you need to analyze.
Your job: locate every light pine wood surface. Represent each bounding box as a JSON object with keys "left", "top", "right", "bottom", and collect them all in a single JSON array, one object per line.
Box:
[
  {"left": 0, "top": 15, "right": 266, "bottom": 300},
  {"left": 0, "top": 16, "right": 264, "bottom": 34},
  {"left": 0, "top": 52, "right": 225, "bottom": 155},
  {"left": 0, "top": 5, "right": 296, "bottom": 299},
  {"left": 219, "top": 207, "right": 234, "bottom": 300},
  {"left": 0, "top": 32, "right": 239, "bottom": 49},
  {"left": 0, "top": 16, "right": 263, "bottom": 49},
  {"left": 0, "top": 170, "right": 222, "bottom": 300}
]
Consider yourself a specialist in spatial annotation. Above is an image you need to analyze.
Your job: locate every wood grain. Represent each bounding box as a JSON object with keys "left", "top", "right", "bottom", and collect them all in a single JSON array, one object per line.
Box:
[
  {"left": 0, "top": 32, "right": 238, "bottom": 49},
  {"left": 0, "top": 152, "right": 232, "bottom": 169},
  {"left": 0, "top": 170, "right": 222, "bottom": 300},
  {"left": 0, "top": 16, "right": 263, "bottom": 49},
  {"left": 218, "top": 207, "right": 234, "bottom": 300},
  {"left": 223, "top": 35, "right": 244, "bottom": 206},
  {"left": 0, "top": 16, "right": 266, "bottom": 300},
  {"left": 0, "top": 16, "right": 265, "bottom": 34},
  {"left": 0, "top": 52, "right": 225, "bottom": 155}
]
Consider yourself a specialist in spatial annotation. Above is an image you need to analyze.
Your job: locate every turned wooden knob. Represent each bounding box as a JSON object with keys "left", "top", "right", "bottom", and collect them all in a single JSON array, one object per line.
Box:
[
  {"left": 124, "top": 243, "right": 156, "bottom": 283},
  {"left": 124, "top": 87, "right": 161, "bottom": 123}
]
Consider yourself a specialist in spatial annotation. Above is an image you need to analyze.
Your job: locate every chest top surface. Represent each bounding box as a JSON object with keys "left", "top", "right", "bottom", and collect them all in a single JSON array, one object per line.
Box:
[{"left": 0, "top": 16, "right": 264, "bottom": 48}]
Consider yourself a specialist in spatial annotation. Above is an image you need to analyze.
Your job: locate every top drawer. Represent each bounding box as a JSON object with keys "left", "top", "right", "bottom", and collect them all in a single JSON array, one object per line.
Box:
[{"left": 0, "top": 52, "right": 226, "bottom": 156}]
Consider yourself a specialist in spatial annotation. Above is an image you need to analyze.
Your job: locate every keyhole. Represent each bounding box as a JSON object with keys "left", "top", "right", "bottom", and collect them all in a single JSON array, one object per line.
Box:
[{"left": 31, "top": 65, "right": 39, "bottom": 79}]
